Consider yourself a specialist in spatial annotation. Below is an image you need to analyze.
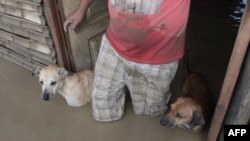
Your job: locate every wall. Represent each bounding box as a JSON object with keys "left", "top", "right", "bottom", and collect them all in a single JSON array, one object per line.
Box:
[{"left": 0, "top": 0, "right": 56, "bottom": 71}]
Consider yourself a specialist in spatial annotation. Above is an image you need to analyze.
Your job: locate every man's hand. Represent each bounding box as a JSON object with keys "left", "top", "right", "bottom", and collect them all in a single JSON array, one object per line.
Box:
[
  {"left": 63, "top": 0, "right": 94, "bottom": 32},
  {"left": 63, "top": 10, "right": 85, "bottom": 32}
]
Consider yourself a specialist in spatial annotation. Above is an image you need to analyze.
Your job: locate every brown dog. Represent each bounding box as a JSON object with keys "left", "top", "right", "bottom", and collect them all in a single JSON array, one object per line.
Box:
[
  {"left": 160, "top": 73, "right": 210, "bottom": 132},
  {"left": 33, "top": 65, "right": 94, "bottom": 107}
]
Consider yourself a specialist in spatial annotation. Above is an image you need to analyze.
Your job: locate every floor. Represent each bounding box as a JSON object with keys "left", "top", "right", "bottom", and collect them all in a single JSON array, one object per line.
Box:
[{"left": 0, "top": 58, "right": 207, "bottom": 141}]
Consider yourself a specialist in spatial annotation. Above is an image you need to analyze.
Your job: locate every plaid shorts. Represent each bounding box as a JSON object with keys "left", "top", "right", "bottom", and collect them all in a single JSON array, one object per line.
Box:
[{"left": 92, "top": 35, "right": 178, "bottom": 122}]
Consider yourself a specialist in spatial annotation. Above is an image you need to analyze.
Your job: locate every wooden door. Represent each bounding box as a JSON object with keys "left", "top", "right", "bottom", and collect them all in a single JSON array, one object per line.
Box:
[{"left": 60, "top": 0, "right": 109, "bottom": 71}]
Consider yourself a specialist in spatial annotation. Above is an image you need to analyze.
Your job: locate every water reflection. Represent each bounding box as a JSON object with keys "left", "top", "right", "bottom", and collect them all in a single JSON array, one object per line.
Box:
[{"left": 230, "top": 0, "right": 247, "bottom": 27}]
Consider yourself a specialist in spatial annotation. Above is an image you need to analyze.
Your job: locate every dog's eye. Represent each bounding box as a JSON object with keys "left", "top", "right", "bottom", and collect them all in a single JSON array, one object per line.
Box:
[
  {"left": 176, "top": 112, "right": 183, "bottom": 118},
  {"left": 50, "top": 81, "right": 57, "bottom": 86},
  {"left": 39, "top": 81, "right": 43, "bottom": 85}
]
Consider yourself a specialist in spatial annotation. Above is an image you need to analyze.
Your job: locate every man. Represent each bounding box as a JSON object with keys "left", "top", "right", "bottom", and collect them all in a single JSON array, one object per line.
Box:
[{"left": 64, "top": 0, "right": 191, "bottom": 122}]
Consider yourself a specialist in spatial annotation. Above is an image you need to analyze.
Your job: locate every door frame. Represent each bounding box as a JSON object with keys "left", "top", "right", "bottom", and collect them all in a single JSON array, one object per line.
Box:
[
  {"left": 207, "top": 1, "right": 250, "bottom": 141},
  {"left": 43, "top": 0, "right": 73, "bottom": 71}
]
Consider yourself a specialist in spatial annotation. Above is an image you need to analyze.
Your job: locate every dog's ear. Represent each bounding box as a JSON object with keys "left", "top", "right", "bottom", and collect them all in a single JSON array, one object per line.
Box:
[
  {"left": 32, "top": 67, "right": 42, "bottom": 77},
  {"left": 58, "top": 67, "right": 70, "bottom": 77},
  {"left": 189, "top": 111, "right": 205, "bottom": 128}
]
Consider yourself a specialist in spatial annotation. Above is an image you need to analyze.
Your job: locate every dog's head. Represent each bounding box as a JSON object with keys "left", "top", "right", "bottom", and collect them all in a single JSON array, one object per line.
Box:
[
  {"left": 160, "top": 97, "right": 205, "bottom": 132},
  {"left": 32, "top": 65, "right": 70, "bottom": 101}
]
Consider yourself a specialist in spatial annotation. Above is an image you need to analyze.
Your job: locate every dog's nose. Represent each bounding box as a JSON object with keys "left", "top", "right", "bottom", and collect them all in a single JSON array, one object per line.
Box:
[
  {"left": 42, "top": 93, "right": 50, "bottom": 101},
  {"left": 160, "top": 119, "right": 167, "bottom": 126},
  {"left": 160, "top": 118, "right": 175, "bottom": 127}
]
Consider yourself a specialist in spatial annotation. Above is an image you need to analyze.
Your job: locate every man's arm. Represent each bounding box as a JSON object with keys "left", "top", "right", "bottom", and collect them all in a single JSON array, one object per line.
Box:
[{"left": 63, "top": 0, "right": 94, "bottom": 32}]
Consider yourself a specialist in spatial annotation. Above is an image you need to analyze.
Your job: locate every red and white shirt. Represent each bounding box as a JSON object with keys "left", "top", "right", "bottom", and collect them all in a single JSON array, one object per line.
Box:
[{"left": 106, "top": 0, "right": 191, "bottom": 64}]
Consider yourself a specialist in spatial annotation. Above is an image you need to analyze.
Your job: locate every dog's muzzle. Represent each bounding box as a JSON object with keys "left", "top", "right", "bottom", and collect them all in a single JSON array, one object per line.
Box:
[
  {"left": 42, "top": 91, "right": 50, "bottom": 101},
  {"left": 160, "top": 118, "right": 175, "bottom": 128}
]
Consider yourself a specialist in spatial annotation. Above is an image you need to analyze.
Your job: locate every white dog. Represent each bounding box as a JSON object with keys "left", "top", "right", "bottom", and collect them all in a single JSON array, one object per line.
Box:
[{"left": 33, "top": 65, "right": 94, "bottom": 107}]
